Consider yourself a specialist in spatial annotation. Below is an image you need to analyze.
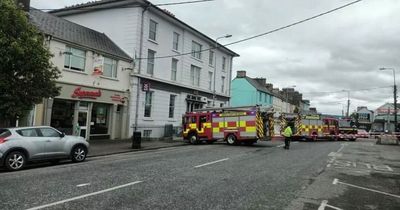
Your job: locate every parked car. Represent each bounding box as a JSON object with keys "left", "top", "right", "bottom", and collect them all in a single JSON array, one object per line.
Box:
[
  {"left": 357, "top": 129, "right": 369, "bottom": 138},
  {"left": 0, "top": 126, "right": 89, "bottom": 171}
]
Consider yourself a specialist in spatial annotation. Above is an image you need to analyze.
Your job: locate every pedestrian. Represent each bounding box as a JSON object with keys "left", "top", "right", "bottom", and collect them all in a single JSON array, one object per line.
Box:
[{"left": 283, "top": 124, "right": 293, "bottom": 149}]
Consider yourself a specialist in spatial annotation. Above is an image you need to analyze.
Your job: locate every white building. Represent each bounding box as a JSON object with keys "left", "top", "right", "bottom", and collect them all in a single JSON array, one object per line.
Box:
[
  {"left": 51, "top": 0, "right": 239, "bottom": 138},
  {"left": 27, "top": 8, "right": 133, "bottom": 140}
]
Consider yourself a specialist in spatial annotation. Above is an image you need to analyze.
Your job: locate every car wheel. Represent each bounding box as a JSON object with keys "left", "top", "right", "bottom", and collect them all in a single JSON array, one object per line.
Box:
[
  {"left": 189, "top": 133, "right": 199, "bottom": 145},
  {"left": 226, "top": 134, "right": 237, "bottom": 145},
  {"left": 71, "top": 145, "right": 87, "bottom": 163},
  {"left": 5, "top": 151, "right": 26, "bottom": 171}
]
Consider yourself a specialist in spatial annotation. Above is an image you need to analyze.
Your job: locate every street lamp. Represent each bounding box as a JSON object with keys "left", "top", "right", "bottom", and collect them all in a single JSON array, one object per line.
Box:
[
  {"left": 380, "top": 67, "right": 397, "bottom": 132},
  {"left": 284, "top": 85, "right": 296, "bottom": 113},
  {"left": 212, "top": 34, "right": 232, "bottom": 107}
]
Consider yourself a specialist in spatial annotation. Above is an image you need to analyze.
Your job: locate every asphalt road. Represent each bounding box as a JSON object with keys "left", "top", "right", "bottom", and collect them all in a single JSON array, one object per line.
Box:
[{"left": 0, "top": 140, "right": 398, "bottom": 210}]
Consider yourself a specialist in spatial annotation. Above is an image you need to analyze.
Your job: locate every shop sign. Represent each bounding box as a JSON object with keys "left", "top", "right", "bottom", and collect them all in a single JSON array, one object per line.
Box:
[
  {"left": 142, "top": 82, "right": 150, "bottom": 92},
  {"left": 110, "top": 94, "right": 126, "bottom": 103},
  {"left": 304, "top": 114, "right": 321, "bottom": 120},
  {"left": 93, "top": 55, "right": 104, "bottom": 75},
  {"left": 71, "top": 87, "right": 101, "bottom": 99}
]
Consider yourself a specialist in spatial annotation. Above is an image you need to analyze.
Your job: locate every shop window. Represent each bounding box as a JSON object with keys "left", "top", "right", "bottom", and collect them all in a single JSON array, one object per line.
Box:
[
  {"left": 91, "top": 103, "right": 109, "bottom": 135},
  {"left": 51, "top": 99, "right": 75, "bottom": 135},
  {"left": 169, "top": 95, "right": 176, "bottom": 118},
  {"left": 64, "top": 46, "right": 86, "bottom": 72}
]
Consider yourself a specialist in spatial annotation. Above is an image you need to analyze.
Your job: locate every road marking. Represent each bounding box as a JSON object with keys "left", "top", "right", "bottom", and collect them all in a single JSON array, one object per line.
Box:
[
  {"left": 332, "top": 178, "right": 400, "bottom": 199},
  {"left": 277, "top": 144, "right": 285, "bottom": 147},
  {"left": 26, "top": 181, "right": 143, "bottom": 210},
  {"left": 318, "top": 200, "right": 343, "bottom": 210},
  {"left": 328, "top": 152, "right": 342, "bottom": 157},
  {"left": 331, "top": 167, "right": 400, "bottom": 175},
  {"left": 76, "top": 183, "right": 91, "bottom": 187},
  {"left": 194, "top": 158, "right": 229, "bottom": 168}
]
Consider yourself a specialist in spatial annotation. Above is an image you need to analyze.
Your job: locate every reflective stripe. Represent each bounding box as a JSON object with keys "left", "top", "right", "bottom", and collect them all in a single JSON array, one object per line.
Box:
[{"left": 246, "top": 127, "right": 256, "bottom": 132}]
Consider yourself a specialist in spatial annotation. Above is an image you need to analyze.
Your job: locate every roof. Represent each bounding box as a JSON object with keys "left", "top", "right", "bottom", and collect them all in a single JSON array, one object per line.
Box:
[
  {"left": 49, "top": 0, "right": 239, "bottom": 57},
  {"left": 241, "top": 77, "right": 274, "bottom": 95},
  {"left": 29, "top": 8, "right": 132, "bottom": 61}
]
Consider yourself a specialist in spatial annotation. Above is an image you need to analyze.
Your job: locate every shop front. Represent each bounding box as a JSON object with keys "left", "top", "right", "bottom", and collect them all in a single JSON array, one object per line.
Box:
[{"left": 42, "top": 83, "right": 129, "bottom": 140}]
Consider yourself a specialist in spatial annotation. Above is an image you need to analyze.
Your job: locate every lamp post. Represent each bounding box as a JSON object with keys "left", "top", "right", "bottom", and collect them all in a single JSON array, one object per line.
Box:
[
  {"left": 380, "top": 67, "right": 397, "bottom": 132},
  {"left": 284, "top": 85, "right": 296, "bottom": 113},
  {"left": 212, "top": 34, "right": 232, "bottom": 107}
]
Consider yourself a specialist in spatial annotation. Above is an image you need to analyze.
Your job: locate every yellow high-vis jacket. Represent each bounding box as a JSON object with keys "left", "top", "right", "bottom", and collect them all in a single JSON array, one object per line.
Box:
[{"left": 283, "top": 126, "right": 293, "bottom": 137}]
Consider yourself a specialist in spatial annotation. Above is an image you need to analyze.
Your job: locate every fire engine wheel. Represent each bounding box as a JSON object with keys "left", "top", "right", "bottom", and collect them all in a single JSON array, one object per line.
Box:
[
  {"left": 226, "top": 134, "right": 237, "bottom": 145},
  {"left": 189, "top": 133, "right": 199, "bottom": 145}
]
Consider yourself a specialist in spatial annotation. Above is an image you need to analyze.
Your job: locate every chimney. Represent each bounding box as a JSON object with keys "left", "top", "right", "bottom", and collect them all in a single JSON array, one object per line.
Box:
[
  {"left": 16, "top": 0, "right": 30, "bottom": 12},
  {"left": 265, "top": 83, "right": 273, "bottom": 90},
  {"left": 253, "top": 78, "right": 266, "bottom": 86},
  {"left": 237, "top": 71, "right": 246, "bottom": 78}
]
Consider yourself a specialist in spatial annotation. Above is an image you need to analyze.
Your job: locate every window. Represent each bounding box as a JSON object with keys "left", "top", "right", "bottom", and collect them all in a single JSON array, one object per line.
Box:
[
  {"left": 208, "top": 72, "right": 213, "bottom": 90},
  {"left": 259, "top": 92, "right": 262, "bottom": 101},
  {"left": 190, "top": 65, "right": 201, "bottom": 86},
  {"left": 171, "top": 58, "right": 178, "bottom": 81},
  {"left": 173, "top": 32, "right": 179, "bottom": 51},
  {"left": 191, "top": 41, "right": 202, "bottom": 59},
  {"left": 144, "top": 91, "right": 153, "bottom": 117},
  {"left": 40, "top": 128, "right": 60, "bottom": 137},
  {"left": 103, "top": 57, "right": 117, "bottom": 78},
  {"left": 147, "top": 50, "right": 155, "bottom": 75},
  {"left": 222, "top": 56, "right": 226, "bottom": 72},
  {"left": 16, "top": 129, "right": 39, "bottom": 137},
  {"left": 221, "top": 76, "right": 225, "bottom": 93},
  {"left": 169, "top": 95, "right": 176, "bottom": 118},
  {"left": 143, "top": 130, "right": 152, "bottom": 138},
  {"left": 149, "top": 19, "right": 157, "bottom": 41},
  {"left": 64, "top": 46, "right": 86, "bottom": 71},
  {"left": 209, "top": 50, "right": 214, "bottom": 66},
  {"left": 265, "top": 94, "right": 268, "bottom": 103}
]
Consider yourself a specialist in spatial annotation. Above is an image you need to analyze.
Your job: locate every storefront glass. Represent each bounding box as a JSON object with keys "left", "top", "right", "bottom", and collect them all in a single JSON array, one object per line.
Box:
[
  {"left": 90, "top": 103, "right": 109, "bottom": 135},
  {"left": 51, "top": 99, "right": 75, "bottom": 135}
]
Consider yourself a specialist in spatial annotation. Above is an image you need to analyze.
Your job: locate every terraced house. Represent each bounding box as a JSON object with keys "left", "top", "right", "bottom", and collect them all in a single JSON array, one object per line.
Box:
[{"left": 51, "top": 0, "right": 239, "bottom": 138}]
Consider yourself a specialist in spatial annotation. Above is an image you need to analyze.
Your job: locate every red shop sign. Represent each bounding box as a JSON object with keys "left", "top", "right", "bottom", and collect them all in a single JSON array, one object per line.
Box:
[{"left": 71, "top": 87, "right": 101, "bottom": 99}]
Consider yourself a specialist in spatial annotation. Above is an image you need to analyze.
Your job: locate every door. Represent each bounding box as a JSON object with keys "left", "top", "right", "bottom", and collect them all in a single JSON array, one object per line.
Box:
[
  {"left": 39, "top": 127, "right": 66, "bottom": 157},
  {"left": 15, "top": 128, "right": 47, "bottom": 160},
  {"left": 78, "top": 111, "right": 89, "bottom": 139}
]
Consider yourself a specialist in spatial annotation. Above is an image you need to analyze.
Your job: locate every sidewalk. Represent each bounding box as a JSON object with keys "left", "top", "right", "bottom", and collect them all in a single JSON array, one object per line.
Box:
[{"left": 87, "top": 137, "right": 187, "bottom": 157}]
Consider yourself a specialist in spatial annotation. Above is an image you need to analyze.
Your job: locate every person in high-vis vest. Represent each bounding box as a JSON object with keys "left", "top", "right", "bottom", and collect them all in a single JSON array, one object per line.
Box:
[{"left": 283, "top": 125, "right": 293, "bottom": 149}]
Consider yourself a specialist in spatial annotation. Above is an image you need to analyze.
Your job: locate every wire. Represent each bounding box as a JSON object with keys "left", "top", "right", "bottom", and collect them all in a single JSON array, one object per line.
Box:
[
  {"left": 135, "top": 0, "right": 363, "bottom": 60},
  {"left": 37, "top": 0, "right": 215, "bottom": 11}
]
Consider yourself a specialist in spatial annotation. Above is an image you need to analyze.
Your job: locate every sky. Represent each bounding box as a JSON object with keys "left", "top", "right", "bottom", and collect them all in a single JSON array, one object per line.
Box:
[{"left": 31, "top": 0, "right": 400, "bottom": 115}]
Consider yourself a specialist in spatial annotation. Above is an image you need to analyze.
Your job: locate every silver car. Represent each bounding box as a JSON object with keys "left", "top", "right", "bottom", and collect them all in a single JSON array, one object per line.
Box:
[{"left": 0, "top": 126, "right": 89, "bottom": 171}]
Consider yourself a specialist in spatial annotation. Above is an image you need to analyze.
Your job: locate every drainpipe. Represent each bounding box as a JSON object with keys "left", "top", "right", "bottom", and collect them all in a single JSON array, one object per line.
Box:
[{"left": 134, "top": 4, "right": 150, "bottom": 132}]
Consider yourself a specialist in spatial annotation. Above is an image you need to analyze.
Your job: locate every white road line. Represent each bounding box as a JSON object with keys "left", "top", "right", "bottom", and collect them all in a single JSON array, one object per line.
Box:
[
  {"left": 76, "top": 183, "right": 91, "bottom": 187},
  {"left": 332, "top": 178, "right": 400, "bottom": 199},
  {"left": 330, "top": 167, "right": 400, "bottom": 175},
  {"left": 318, "top": 200, "right": 343, "bottom": 210},
  {"left": 26, "top": 181, "right": 143, "bottom": 210},
  {"left": 194, "top": 158, "right": 229, "bottom": 168},
  {"left": 292, "top": 141, "right": 299, "bottom": 144},
  {"left": 277, "top": 144, "right": 285, "bottom": 147},
  {"left": 336, "top": 143, "right": 346, "bottom": 153}
]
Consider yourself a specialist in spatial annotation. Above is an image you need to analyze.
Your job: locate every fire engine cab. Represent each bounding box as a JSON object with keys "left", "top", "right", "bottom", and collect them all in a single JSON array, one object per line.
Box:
[{"left": 182, "top": 106, "right": 273, "bottom": 145}]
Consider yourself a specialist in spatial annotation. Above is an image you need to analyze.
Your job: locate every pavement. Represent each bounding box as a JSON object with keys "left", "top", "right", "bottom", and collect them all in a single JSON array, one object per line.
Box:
[{"left": 88, "top": 137, "right": 187, "bottom": 157}]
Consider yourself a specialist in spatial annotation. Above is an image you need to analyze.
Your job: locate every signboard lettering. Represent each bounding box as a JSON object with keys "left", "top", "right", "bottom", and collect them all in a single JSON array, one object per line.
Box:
[{"left": 71, "top": 87, "right": 101, "bottom": 99}]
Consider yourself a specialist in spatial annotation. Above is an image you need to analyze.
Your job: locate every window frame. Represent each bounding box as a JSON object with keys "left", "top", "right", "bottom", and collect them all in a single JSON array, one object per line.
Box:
[
  {"left": 147, "top": 49, "right": 156, "bottom": 75},
  {"left": 144, "top": 91, "right": 153, "bottom": 117},
  {"left": 103, "top": 57, "right": 118, "bottom": 78},
  {"left": 171, "top": 58, "right": 178, "bottom": 81},
  {"left": 169, "top": 95, "right": 176, "bottom": 118},
  {"left": 209, "top": 50, "right": 214, "bottom": 66},
  {"left": 191, "top": 41, "right": 202, "bottom": 60},
  {"left": 190, "top": 65, "right": 201, "bottom": 87},
  {"left": 64, "top": 46, "right": 86, "bottom": 72},
  {"left": 208, "top": 72, "right": 213, "bottom": 90},
  {"left": 149, "top": 19, "right": 158, "bottom": 41},
  {"left": 222, "top": 56, "right": 226, "bottom": 72},
  {"left": 173, "top": 32, "right": 179, "bottom": 51}
]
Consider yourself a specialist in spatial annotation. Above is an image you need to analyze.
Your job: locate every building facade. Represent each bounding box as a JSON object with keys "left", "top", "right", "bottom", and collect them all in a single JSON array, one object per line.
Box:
[
  {"left": 355, "top": 106, "right": 374, "bottom": 131},
  {"left": 230, "top": 71, "right": 273, "bottom": 107},
  {"left": 51, "top": 0, "right": 239, "bottom": 138},
  {"left": 24, "top": 9, "right": 133, "bottom": 140},
  {"left": 372, "top": 103, "right": 399, "bottom": 132}
]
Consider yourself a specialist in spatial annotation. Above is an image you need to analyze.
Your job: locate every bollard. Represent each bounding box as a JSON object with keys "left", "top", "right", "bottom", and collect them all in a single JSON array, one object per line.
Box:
[{"left": 132, "top": 131, "right": 141, "bottom": 149}]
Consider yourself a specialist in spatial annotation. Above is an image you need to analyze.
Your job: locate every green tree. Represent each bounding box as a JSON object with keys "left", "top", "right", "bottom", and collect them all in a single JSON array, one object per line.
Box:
[{"left": 0, "top": 0, "right": 60, "bottom": 126}]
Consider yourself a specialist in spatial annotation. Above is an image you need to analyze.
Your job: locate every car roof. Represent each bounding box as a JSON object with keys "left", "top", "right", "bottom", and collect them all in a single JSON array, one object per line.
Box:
[{"left": 5, "top": 126, "right": 54, "bottom": 131}]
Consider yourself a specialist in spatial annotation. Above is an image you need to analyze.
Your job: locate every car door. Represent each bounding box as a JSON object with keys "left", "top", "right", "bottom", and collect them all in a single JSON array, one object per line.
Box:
[
  {"left": 15, "top": 128, "right": 47, "bottom": 160},
  {"left": 38, "top": 127, "right": 67, "bottom": 158}
]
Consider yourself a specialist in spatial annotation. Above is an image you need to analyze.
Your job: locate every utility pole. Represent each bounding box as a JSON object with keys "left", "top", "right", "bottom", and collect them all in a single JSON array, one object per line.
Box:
[
  {"left": 380, "top": 67, "right": 397, "bottom": 132},
  {"left": 343, "top": 90, "right": 350, "bottom": 117}
]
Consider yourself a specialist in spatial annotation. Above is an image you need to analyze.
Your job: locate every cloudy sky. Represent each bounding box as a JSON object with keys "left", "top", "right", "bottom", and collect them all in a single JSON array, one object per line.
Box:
[{"left": 31, "top": 0, "right": 400, "bottom": 115}]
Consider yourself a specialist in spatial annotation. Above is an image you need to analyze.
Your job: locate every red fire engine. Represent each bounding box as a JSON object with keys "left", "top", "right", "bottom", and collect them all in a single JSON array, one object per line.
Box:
[{"left": 182, "top": 106, "right": 273, "bottom": 145}]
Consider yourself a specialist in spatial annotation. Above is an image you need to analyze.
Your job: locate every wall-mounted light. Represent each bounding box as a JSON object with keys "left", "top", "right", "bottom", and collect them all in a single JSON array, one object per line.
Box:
[{"left": 59, "top": 51, "right": 73, "bottom": 56}]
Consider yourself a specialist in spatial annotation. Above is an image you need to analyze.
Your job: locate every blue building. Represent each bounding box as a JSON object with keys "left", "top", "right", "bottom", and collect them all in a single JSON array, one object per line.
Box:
[{"left": 230, "top": 71, "right": 274, "bottom": 107}]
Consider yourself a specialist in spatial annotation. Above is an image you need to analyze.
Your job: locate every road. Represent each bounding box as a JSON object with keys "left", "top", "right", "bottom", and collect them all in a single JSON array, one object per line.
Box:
[{"left": 0, "top": 140, "right": 398, "bottom": 210}]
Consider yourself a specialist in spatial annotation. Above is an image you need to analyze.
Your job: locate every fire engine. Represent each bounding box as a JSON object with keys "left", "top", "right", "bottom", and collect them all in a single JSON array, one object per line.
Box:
[
  {"left": 280, "top": 113, "right": 339, "bottom": 141},
  {"left": 182, "top": 106, "right": 274, "bottom": 145},
  {"left": 337, "top": 118, "right": 357, "bottom": 141}
]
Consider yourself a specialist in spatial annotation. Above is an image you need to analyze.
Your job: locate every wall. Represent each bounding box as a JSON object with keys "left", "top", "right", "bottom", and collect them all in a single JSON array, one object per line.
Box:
[{"left": 230, "top": 78, "right": 256, "bottom": 106}]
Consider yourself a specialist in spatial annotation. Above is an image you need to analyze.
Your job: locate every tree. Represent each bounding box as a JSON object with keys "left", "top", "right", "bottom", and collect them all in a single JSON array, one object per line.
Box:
[{"left": 0, "top": 0, "right": 60, "bottom": 126}]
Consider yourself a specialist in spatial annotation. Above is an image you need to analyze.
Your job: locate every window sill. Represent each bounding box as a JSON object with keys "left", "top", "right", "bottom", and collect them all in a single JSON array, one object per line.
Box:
[
  {"left": 63, "top": 68, "right": 88, "bottom": 75},
  {"left": 168, "top": 119, "right": 177, "bottom": 122},
  {"left": 209, "top": 64, "right": 214, "bottom": 68},
  {"left": 143, "top": 118, "right": 154, "bottom": 121},
  {"left": 100, "top": 75, "right": 119, "bottom": 81},
  {"left": 172, "top": 49, "right": 180, "bottom": 54},
  {"left": 148, "top": 39, "right": 158, "bottom": 45},
  {"left": 190, "top": 56, "right": 203, "bottom": 63}
]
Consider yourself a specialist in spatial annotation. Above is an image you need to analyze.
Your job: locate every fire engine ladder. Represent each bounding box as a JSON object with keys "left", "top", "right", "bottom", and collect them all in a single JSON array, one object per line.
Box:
[{"left": 193, "top": 105, "right": 274, "bottom": 113}]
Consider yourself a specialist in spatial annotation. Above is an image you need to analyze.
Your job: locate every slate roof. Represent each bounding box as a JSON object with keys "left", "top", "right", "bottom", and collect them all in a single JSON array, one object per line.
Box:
[
  {"left": 29, "top": 8, "right": 132, "bottom": 61},
  {"left": 243, "top": 77, "right": 274, "bottom": 95}
]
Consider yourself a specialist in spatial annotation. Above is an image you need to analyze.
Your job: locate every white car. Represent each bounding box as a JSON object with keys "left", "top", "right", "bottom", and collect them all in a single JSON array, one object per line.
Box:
[{"left": 0, "top": 126, "right": 89, "bottom": 171}]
